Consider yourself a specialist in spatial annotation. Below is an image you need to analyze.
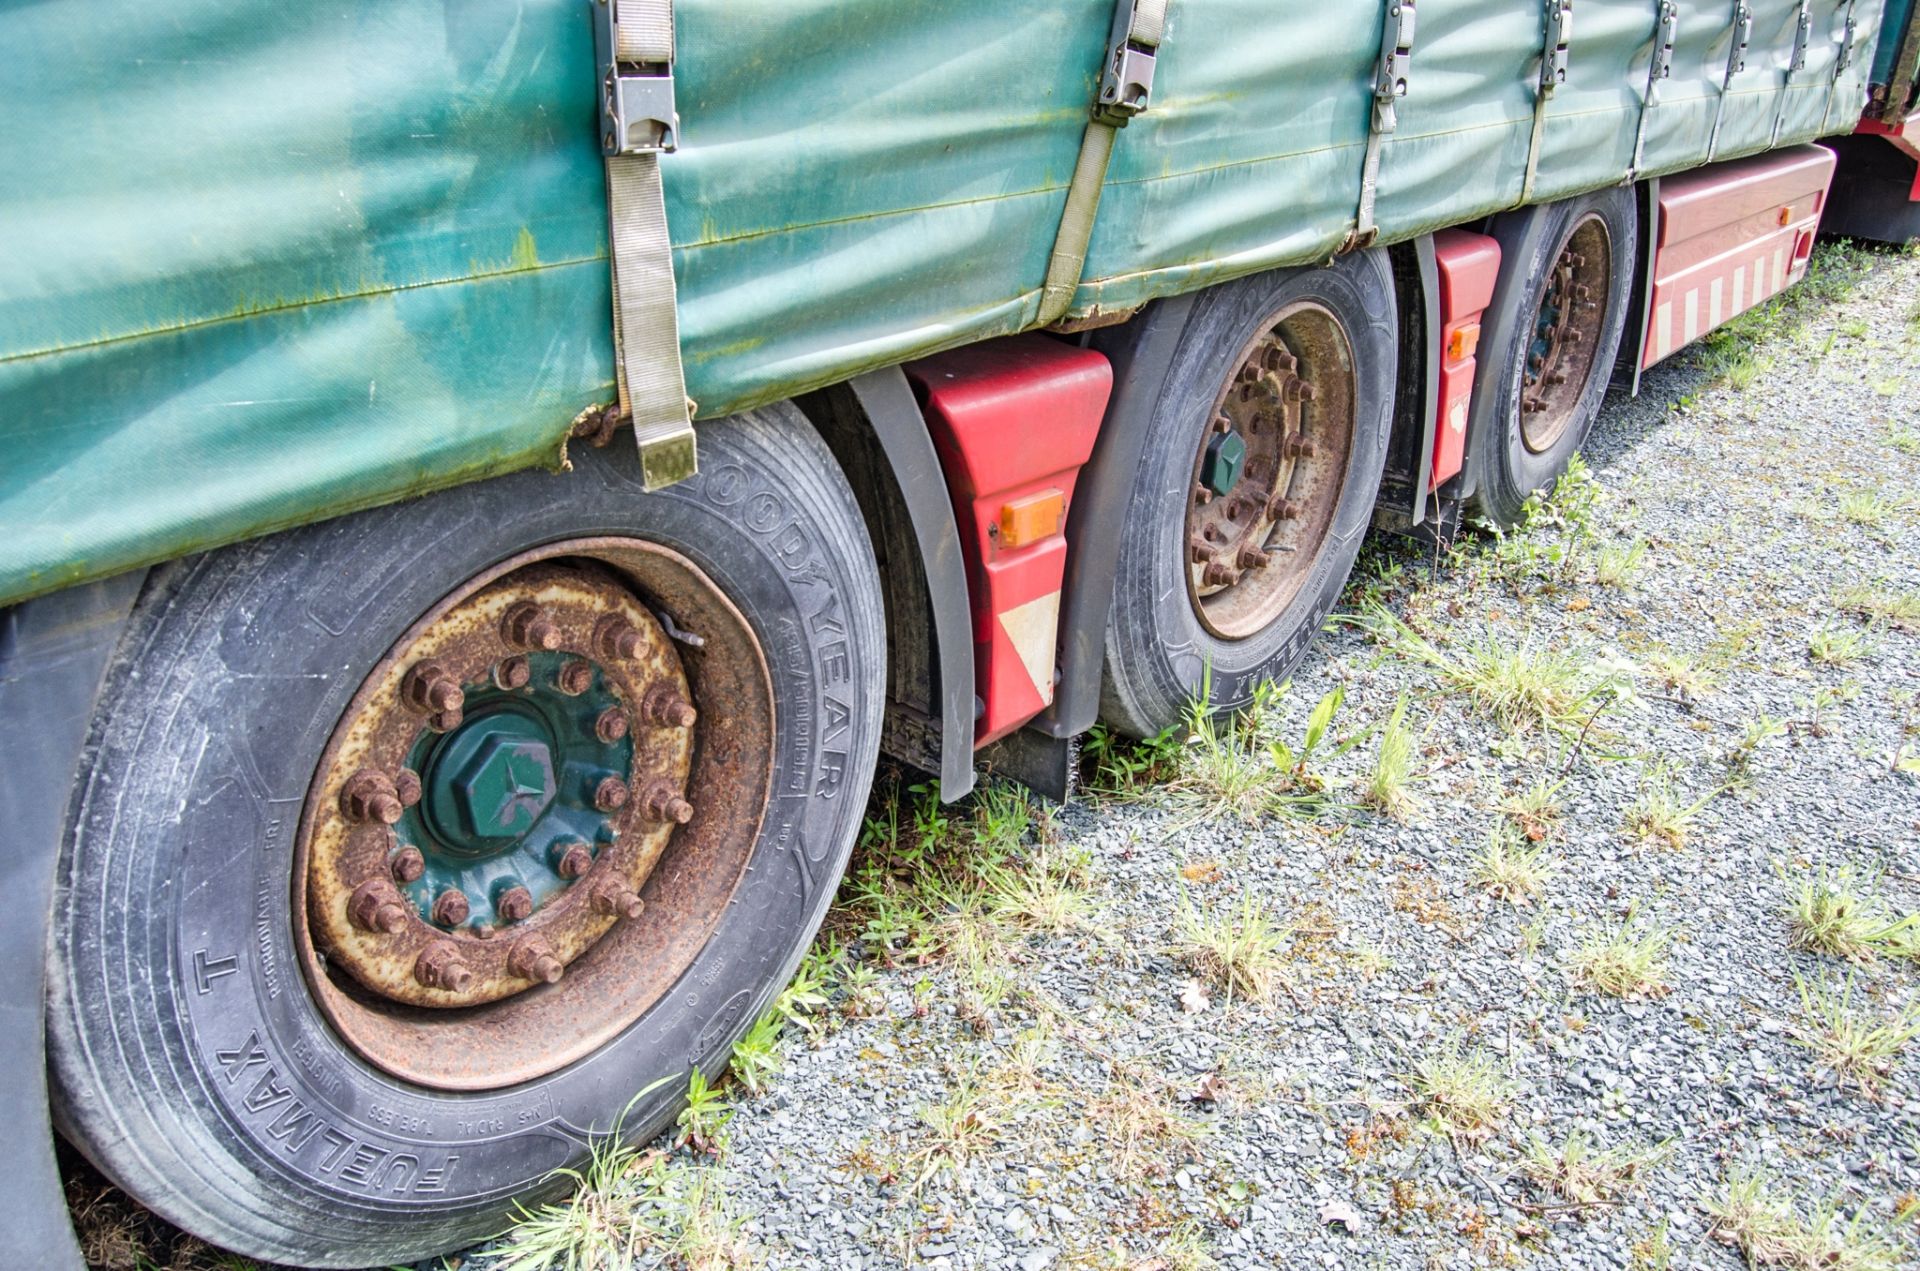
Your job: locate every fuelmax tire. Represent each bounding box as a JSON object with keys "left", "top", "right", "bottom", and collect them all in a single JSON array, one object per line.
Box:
[
  {"left": 46, "top": 406, "right": 883, "bottom": 1267},
  {"left": 1100, "top": 251, "right": 1397, "bottom": 738},
  {"left": 1467, "top": 186, "right": 1636, "bottom": 527}
]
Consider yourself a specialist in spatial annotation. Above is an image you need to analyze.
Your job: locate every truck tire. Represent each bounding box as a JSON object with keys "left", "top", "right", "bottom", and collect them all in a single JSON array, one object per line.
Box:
[
  {"left": 1467, "top": 186, "right": 1637, "bottom": 527},
  {"left": 46, "top": 405, "right": 883, "bottom": 1268},
  {"left": 1099, "top": 250, "right": 1397, "bottom": 738}
]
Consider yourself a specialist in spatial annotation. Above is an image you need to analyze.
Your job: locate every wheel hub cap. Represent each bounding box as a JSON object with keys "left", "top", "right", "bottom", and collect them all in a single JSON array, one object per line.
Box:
[
  {"left": 1184, "top": 301, "right": 1358, "bottom": 641},
  {"left": 1520, "top": 213, "right": 1612, "bottom": 454},
  {"left": 304, "top": 562, "right": 692, "bottom": 1009}
]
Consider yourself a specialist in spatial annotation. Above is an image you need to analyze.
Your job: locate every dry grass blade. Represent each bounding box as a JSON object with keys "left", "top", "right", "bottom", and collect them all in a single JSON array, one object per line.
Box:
[{"left": 1173, "top": 893, "right": 1289, "bottom": 1005}]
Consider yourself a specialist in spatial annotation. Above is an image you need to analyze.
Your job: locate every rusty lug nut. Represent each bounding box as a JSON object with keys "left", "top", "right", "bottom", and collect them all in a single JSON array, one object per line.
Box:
[
  {"left": 1544, "top": 372, "right": 1567, "bottom": 387},
  {"left": 1212, "top": 412, "right": 1232, "bottom": 434},
  {"left": 595, "top": 706, "right": 630, "bottom": 743},
  {"left": 1202, "top": 561, "right": 1238, "bottom": 587},
  {"left": 390, "top": 845, "right": 426, "bottom": 884},
  {"left": 414, "top": 941, "right": 473, "bottom": 993},
  {"left": 1188, "top": 537, "right": 1213, "bottom": 564},
  {"left": 1283, "top": 434, "right": 1318, "bottom": 460},
  {"left": 339, "top": 769, "right": 405, "bottom": 825},
  {"left": 1223, "top": 499, "right": 1244, "bottom": 522},
  {"left": 592, "top": 615, "right": 644, "bottom": 662},
  {"left": 639, "top": 779, "right": 695, "bottom": 825},
  {"left": 428, "top": 707, "right": 463, "bottom": 733},
  {"left": 1268, "top": 498, "right": 1302, "bottom": 521},
  {"left": 393, "top": 768, "right": 422, "bottom": 808},
  {"left": 1238, "top": 545, "right": 1270, "bottom": 570},
  {"left": 431, "top": 888, "right": 471, "bottom": 927},
  {"left": 508, "top": 938, "right": 564, "bottom": 985},
  {"left": 593, "top": 776, "right": 630, "bottom": 812},
  {"left": 552, "top": 840, "right": 596, "bottom": 879},
  {"left": 590, "top": 875, "right": 646, "bottom": 919},
  {"left": 640, "top": 683, "right": 697, "bottom": 728},
  {"left": 501, "top": 601, "right": 564, "bottom": 652},
  {"left": 556, "top": 658, "right": 594, "bottom": 696},
  {"left": 1563, "top": 328, "right": 1584, "bottom": 345},
  {"left": 1192, "top": 482, "right": 1215, "bottom": 505},
  {"left": 494, "top": 655, "right": 531, "bottom": 690},
  {"left": 348, "top": 879, "right": 409, "bottom": 934},
  {"left": 495, "top": 885, "right": 534, "bottom": 923},
  {"left": 401, "top": 661, "right": 465, "bottom": 715}
]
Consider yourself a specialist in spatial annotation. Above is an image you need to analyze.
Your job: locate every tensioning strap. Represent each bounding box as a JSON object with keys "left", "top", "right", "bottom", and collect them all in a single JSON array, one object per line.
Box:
[
  {"left": 597, "top": 0, "right": 696, "bottom": 489},
  {"left": 1037, "top": 0, "right": 1170, "bottom": 325}
]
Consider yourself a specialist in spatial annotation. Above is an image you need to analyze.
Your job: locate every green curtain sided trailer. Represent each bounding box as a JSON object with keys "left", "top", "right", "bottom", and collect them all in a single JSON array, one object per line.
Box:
[{"left": 3, "top": 2, "right": 1918, "bottom": 1264}]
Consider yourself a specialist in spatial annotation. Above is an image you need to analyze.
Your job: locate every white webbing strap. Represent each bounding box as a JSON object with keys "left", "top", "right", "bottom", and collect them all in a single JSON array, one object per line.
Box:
[
  {"left": 604, "top": 0, "right": 696, "bottom": 489},
  {"left": 1037, "top": 0, "right": 1170, "bottom": 325}
]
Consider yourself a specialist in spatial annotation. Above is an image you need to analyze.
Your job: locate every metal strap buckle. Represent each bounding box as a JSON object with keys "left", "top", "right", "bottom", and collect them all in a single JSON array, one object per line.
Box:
[
  {"left": 1787, "top": 1, "right": 1811, "bottom": 75},
  {"left": 1651, "top": 0, "right": 1678, "bottom": 88},
  {"left": 594, "top": 0, "right": 678, "bottom": 155},
  {"left": 1542, "top": 0, "right": 1574, "bottom": 94},
  {"left": 1094, "top": 0, "right": 1162, "bottom": 126},
  {"left": 1727, "top": 0, "right": 1753, "bottom": 83},
  {"left": 1375, "top": 0, "right": 1417, "bottom": 131},
  {"left": 1836, "top": 15, "right": 1857, "bottom": 74}
]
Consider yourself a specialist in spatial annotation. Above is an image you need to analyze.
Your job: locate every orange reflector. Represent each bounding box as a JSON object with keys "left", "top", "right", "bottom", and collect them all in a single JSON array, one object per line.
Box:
[
  {"left": 999, "top": 489, "right": 1065, "bottom": 548},
  {"left": 1446, "top": 323, "right": 1481, "bottom": 362},
  {"left": 1777, "top": 205, "right": 1792, "bottom": 226}
]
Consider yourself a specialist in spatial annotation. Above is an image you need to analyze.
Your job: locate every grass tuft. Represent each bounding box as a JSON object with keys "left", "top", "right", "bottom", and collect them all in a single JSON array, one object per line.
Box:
[
  {"left": 1792, "top": 972, "right": 1920, "bottom": 1096},
  {"left": 1522, "top": 1129, "right": 1672, "bottom": 1206},
  {"left": 1410, "top": 1041, "right": 1511, "bottom": 1141},
  {"left": 1472, "top": 821, "right": 1558, "bottom": 906},
  {"left": 1621, "top": 763, "right": 1716, "bottom": 849},
  {"left": 1174, "top": 892, "right": 1288, "bottom": 1005},
  {"left": 1785, "top": 868, "right": 1918, "bottom": 963},
  {"left": 1360, "top": 694, "right": 1421, "bottom": 821},
  {"left": 1567, "top": 913, "right": 1671, "bottom": 999},
  {"left": 1706, "top": 1166, "right": 1904, "bottom": 1271},
  {"left": 1364, "top": 609, "right": 1621, "bottom": 734}
]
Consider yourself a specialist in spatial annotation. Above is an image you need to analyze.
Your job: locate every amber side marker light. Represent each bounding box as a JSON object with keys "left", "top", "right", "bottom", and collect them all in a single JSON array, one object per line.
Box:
[{"left": 999, "top": 489, "right": 1066, "bottom": 548}]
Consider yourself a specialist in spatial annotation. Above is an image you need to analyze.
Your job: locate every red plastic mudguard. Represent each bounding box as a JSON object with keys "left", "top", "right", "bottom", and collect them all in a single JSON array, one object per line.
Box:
[
  {"left": 906, "top": 336, "right": 1111, "bottom": 748},
  {"left": 1643, "top": 145, "right": 1835, "bottom": 368},
  {"left": 1430, "top": 229, "right": 1501, "bottom": 491}
]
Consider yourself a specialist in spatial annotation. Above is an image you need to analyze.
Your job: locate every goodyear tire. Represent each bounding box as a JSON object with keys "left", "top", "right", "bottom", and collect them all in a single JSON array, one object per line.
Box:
[
  {"left": 1099, "top": 251, "right": 1398, "bottom": 738},
  {"left": 46, "top": 406, "right": 883, "bottom": 1267},
  {"left": 1466, "top": 186, "right": 1637, "bottom": 527}
]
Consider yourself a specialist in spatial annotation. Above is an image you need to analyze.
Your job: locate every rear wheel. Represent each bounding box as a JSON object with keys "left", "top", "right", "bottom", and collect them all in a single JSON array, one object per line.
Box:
[
  {"left": 47, "top": 406, "right": 883, "bottom": 1267},
  {"left": 1100, "top": 251, "right": 1398, "bottom": 738},
  {"left": 1467, "top": 186, "right": 1636, "bottom": 527}
]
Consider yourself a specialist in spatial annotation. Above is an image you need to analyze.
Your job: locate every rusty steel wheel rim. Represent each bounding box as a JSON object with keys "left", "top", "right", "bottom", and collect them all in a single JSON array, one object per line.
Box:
[
  {"left": 292, "top": 537, "right": 774, "bottom": 1090},
  {"left": 1184, "top": 300, "right": 1359, "bottom": 641},
  {"left": 1521, "top": 213, "right": 1612, "bottom": 454}
]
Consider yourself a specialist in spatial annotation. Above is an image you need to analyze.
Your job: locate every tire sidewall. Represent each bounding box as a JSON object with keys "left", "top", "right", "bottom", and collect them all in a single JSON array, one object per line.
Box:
[
  {"left": 1103, "top": 252, "right": 1397, "bottom": 735},
  {"left": 48, "top": 408, "right": 883, "bottom": 1266},
  {"left": 1475, "top": 187, "right": 1636, "bottom": 524}
]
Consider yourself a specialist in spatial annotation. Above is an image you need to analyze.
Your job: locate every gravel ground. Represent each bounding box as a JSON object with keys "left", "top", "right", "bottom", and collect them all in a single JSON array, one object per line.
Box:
[{"left": 72, "top": 244, "right": 1920, "bottom": 1271}]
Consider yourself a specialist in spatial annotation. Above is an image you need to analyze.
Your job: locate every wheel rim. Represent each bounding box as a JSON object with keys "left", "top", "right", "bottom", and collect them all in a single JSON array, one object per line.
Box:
[
  {"left": 1521, "top": 213, "right": 1612, "bottom": 454},
  {"left": 1184, "top": 300, "right": 1358, "bottom": 641},
  {"left": 294, "top": 538, "right": 774, "bottom": 1090}
]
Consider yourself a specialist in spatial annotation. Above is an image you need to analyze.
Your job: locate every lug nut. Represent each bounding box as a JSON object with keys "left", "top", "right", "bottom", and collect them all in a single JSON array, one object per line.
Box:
[
  {"left": 431, "top": 888, "right": 471, "bottom": 927},
  {"left": 1283, "top": 434, "right": 1317, "bottom": 460},
  {"left": 390, "top": 845, "right": 426, "bottom": 883},
  {"left": 1192, "top": 482, "right": 1215, "bottom": 505},
  {"left": 428, "top": 707, "right": 463, "bottom": 733},
  {"left": 1238, "top": 545, "right": 1270, "bottom": 570},
  {"left": 340, "top": 769, "right": 405, "bottom": 825},
  {"left": 552, "top": 840, "right": 595, "bottom": 879},
  {"left": 495, "top": 884, "right": 534, "bottom": 923},
  {"left": 1189, "top": 536, "right": 1214, "bottom": 564},
  {"left": 393, "top": 768, "right": 422, "bottom": 808},
  {"left": 556, "top": 659, "right": 594, "bottom": 696},
  {"left": 1203, "top": 561, "right": 1238, "bottom": 587},
  {"left": 501, "top": 602, "right": 563, "bottom": 652},
  {"left": 593, "top": 615, "right": 643, "bottom": 661},
  {"left": 1268, "top": 497, "right": 1302, "bottom": 521},
  {"left": 508, "top": 938, "right": 563, "bottom": 984},
  {"left": 595, "top": 706, "right": 630, "bottom": 743},
  {"left": 590, "top": 876, "right": 646, "bottom": 919},
  {"left": 348, "top": 879, "right": 409, "bottom": 934},
  {"left": 594, "top": 776, "right": 629, "bottom": 812},
  {"left": 640, "top": 683, "right": 697, "bottom": 727},
  {"left": 401, "top": 661, "right": 464, "bottom": 716},
  {"left": 415, "top": 941, "right": 473, "bottom": 993},
  {"left": 495, "top": 655, "right": 531, "bottom": 690},
  {"left": 639, "top": 779, "right": 695, "bottom": 825}
]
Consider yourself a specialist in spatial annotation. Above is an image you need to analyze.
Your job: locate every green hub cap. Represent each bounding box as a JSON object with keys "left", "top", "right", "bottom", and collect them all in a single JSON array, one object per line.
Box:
[
  {"left": 1201, "top": 429, "right": 1248, "bottom": 496},
  {"left": 398, "top": 651, "right": 633, "bottom": 929}
]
